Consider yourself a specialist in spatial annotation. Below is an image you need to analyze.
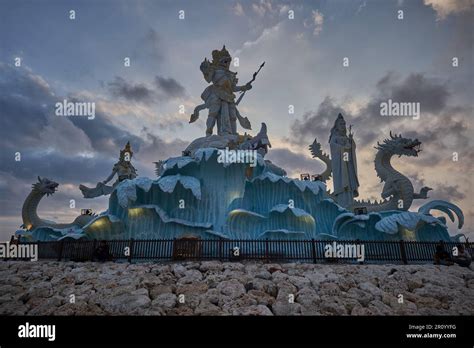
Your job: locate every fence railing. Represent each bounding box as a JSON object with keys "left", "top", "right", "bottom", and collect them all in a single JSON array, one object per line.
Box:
[{"left": 12, "top": 239, "right": 474, "bottom": 264}]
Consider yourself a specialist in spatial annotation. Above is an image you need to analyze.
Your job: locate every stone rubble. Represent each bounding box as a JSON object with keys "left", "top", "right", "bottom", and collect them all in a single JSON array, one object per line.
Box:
[{"left": 0, "top": 261, "right": 472, "bottom": 316}]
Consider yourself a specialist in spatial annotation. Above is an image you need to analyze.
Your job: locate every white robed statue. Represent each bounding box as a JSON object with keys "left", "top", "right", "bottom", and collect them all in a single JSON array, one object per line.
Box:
[{"left": 329, "top": 113, "right": 359, "bottom": 208}]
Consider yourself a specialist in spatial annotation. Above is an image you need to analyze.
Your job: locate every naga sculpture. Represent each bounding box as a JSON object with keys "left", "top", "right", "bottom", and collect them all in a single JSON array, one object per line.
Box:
[
  {"left": 21, "top": 177, "right": 95, "bottom": 231},
  {"left": 310, "top": 115, "right": 432, "bottom": 212}
]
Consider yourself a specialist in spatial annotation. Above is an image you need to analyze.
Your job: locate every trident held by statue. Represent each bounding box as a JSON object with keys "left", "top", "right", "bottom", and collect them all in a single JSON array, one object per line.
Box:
[{"left": 236, "top": 61, "right": 265, "bottom": 106}]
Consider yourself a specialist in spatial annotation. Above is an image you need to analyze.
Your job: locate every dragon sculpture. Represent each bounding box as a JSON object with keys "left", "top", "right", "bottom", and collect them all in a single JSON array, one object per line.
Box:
[
  {"left": 310, "top": 132, "right": 432, "bottom": 212},
  {"left": 309, "top": 137, "right": 332, "bottom": 182},
  {"left": 21, "top": 177, "right": 95, "bottom": 231}
]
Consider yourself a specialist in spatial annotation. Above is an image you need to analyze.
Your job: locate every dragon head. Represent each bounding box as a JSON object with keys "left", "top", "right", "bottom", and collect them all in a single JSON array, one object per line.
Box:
[
  {"left": 33, "top": 176, "right": 59, "bottom": 196},
  {"left": 375, "top": 131, "right": 422, "bottom": 157}
]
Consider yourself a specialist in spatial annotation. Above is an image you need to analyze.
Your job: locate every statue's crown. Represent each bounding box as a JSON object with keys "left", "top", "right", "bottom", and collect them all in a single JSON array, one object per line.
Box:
[
  {"left": 120, "top": 141, "right": 133, "bottom": 158},
  {"left": 212, "top": 45, "right": 231, "bottom": 64}
]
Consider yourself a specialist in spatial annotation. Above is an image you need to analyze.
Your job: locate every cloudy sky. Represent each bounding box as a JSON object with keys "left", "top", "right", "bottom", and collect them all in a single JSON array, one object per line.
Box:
[{"left": 0, "top": 0, "right": 472, "bottom": 240}]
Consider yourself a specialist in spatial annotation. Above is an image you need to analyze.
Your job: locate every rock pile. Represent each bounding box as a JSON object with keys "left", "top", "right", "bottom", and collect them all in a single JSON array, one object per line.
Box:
[{"left": 0, "top": 261, "right": 472, "bottom": 315}]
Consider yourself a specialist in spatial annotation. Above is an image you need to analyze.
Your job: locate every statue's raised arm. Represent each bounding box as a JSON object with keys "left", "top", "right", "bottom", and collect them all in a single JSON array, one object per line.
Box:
[{"left": 200, "top": 57, "right": 214, "bottom": 83}]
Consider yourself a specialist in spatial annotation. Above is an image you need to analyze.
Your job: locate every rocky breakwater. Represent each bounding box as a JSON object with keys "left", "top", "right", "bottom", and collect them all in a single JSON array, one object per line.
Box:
[{"left": 0, "top": 261, "right": 473, "bottom": 315}]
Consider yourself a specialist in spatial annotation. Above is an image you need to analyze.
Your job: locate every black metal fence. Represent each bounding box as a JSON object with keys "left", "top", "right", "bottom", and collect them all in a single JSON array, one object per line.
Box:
[{"left": 15, "top": 239, "right": 474, "bottom": 264}]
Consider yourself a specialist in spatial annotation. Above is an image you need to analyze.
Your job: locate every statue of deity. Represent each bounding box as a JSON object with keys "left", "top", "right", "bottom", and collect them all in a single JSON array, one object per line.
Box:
[
  {"left": 329, "top": 113, "right": 359, "bottom": 208},
  {"left": 189, "top": 45, "right": 253, "bottom": 136},
  {"left": 79, "top": 142, "right": 137, "bottom": 198}
]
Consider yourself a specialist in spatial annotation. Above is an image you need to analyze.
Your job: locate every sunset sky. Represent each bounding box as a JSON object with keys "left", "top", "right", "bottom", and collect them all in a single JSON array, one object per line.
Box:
[{"left": 0, "top": 0, "right": 472, "bottom": 240}]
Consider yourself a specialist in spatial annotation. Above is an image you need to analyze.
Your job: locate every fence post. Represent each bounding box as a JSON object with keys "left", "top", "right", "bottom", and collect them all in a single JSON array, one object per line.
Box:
[
  {"left": 128, "top": 238, "right": 134, "bottom": 263},
  {"left": 219, "top": 238, "right": 223, "bottom": 261},
  {"left": 311, "top": 239, "right": 317, "bottom": 264},
  {"left": 92, "top": 239, "right": 97, "bottom": 261},
  {"left": 399, "top": 239, "right": 408, "bottom": 265},
  {"left": 57, "top": 240, "right": 64, "bottom": 261},
  {"left": 265, "top": 238, "right": 269, "bottom": 262},
  {"left": 171, "top": 238, "right": 176, "bottom": 260},
  {"left": 439, "top": 239, "right": 446, "bottom": 263},
  {"left": 354, "top": 239, "right": 363, "bottom": 264}
]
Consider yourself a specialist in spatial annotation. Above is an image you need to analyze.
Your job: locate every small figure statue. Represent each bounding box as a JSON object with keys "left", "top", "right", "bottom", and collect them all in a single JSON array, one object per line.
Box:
[
  {"left": 190, "top": 45, "right": 261, "bottom": 136},
  {"left": 79, "top": 142, "right": 137, "bottom": 198},
  {"left": 329, "top": 113, "right": 360, "bottom": 208}
]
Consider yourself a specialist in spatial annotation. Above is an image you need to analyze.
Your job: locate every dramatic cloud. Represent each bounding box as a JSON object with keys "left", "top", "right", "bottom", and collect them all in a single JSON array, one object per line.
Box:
[
  {"left": 289, "top": 96, "right": 350, "bottom": 146},
  {"left": 138, "top": 128, "right": 189, "bottom": 164},
  {"left": 252, "top": 0, "right": 274, "bottom": 17},
  {"left": 1, "top": 65, "right": 142, "bottom": 177},
  {"left": 248, "top": 0, "right": 294, "bottom": 20},
  {"left": 235, "top": 22, "right": 283, "bottom": 56},
  {"left": 154, "top": 76, "right": 186, "bottom": 99},
  {"left": 265, "top": 147, "right": 324, "bottom": 177},
  {"left": 376, "top": 73, "right": 449, "bottom": 114},
  {"left": 0, "top": 64, "right": 94, "bottom": 155},
  {"left": 232, "top": 2, "right": 245, "bottom": 16},
  {"left": 0, "top": 63, "right": 189, "bottom": 238},
  {"left": 408, "top": 172, "right": 466, "bottom": 201},
  {"left": 289, "top": 72, "right": 472, "bottom": 181},
  {"left": 423, "top": 0, "right": 473, "bottom": 20},
  {"left": 108, "top": 75, "right": 186, "bottom": 103},
  {"left": 133, "top": 28, "right": 163, "bottom": 62},
  {"left": 68, "top": 111, "right": 144, "bottom": 156},
  {"left": 426, "top": 184, "right": 467, "bottom": 202},
  {"left": 290, "top": 72, "right": 453, "bottom": 148},
  {"left": 108, "top": 76, "right": 154, "bottom": 103}
]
